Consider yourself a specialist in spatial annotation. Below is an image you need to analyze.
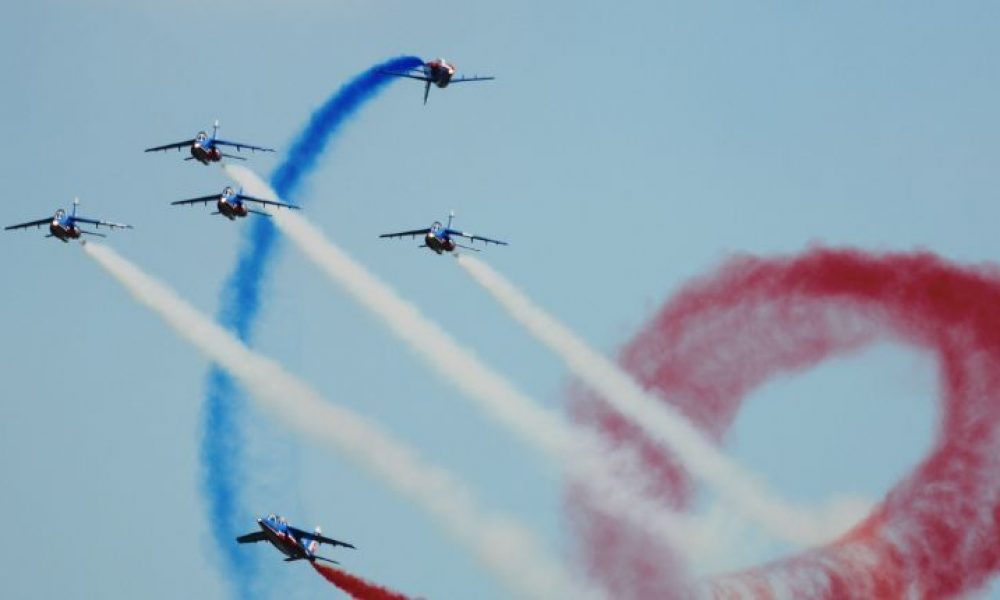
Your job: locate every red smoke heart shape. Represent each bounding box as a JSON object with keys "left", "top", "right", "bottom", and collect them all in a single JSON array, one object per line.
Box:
[{"left": 574, "top": 248, "right": 1000, "bottom": 598}]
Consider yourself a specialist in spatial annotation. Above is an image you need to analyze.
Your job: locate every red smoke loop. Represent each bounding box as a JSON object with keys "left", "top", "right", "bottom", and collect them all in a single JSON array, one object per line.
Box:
[
  {"left": 311, "top": 562, "right": 410, "bottom": 600},
  {"left": 573, "top": 248, "right": 1000, "bottom": 598}
]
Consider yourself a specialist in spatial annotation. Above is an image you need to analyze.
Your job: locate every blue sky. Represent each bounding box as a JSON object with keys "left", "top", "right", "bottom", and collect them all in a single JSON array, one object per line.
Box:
[{"left": 1, "top": 1, "right": 998, "bottom": 598}]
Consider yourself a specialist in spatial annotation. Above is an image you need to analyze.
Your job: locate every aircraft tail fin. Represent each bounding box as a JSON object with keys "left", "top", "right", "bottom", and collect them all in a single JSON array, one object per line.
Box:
[
  {"left": 72, "top": 197, "right": 80, "bottom": 218},
  {"left": 447, "top": 210, "right": 455, "bottom": 229},
  {"left": 312, "top": 555, "right": 340, "bottom": 565},
  {"left": 423, "top": 80, "right": 431, "bottom": 105},
  {"left": 213, "top": 119, "right": 220, "bottom": 139}
]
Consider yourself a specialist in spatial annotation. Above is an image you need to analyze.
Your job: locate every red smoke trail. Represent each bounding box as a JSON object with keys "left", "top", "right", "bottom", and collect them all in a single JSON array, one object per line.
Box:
[
  {"left": 311, "top": 562, "right": 410, "bottom": 600},
  {"left": 572, "top": 248, "right": 1000, "bottom": 598}
]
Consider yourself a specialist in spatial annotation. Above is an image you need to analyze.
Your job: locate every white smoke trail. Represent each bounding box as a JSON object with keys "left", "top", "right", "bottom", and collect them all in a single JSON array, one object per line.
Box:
[
  {"left": 81, "top": 241, "right": 596, "bottom": 600},
  {"left": 455, "top": 254, "right": 873, "bottom": 545},
  {"left": 222, "top": 165, "right": 715, "bottom": 571}
]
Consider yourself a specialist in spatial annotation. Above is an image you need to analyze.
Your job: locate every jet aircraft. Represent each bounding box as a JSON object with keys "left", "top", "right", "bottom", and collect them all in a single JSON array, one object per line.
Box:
[
  {"left": 171, "top": 186, "right": 300, "bottom": 220},
  {"left": 5, "top": 198, "right": 132, "bottom": 242},
  {"left": 144, "top": 121, "right": 274, "bottom": 165},
  {"left": 380, "top": 211, "right": 507, "bottom": 254},
  {"left": 236, "top": 514, "right": 355, "bottom": 564},
  {"left": 381, "top": 58, "right": 494, "bottom": 104}
]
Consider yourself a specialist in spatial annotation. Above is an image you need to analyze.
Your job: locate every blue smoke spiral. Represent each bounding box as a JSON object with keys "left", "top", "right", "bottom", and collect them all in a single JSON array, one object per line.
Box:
[{"left": 200, "top": 55, "right": 423, "bottom": 598}]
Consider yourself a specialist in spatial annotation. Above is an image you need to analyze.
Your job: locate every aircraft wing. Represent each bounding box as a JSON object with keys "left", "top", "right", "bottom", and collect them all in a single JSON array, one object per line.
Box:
[
  {"left": 238, "top": 194, "right": 300, "bottom": 210},
  {"left": 213, "top": 140, "right": 275, "bottom": 153},
  {"left": 449, "top": 230, "right": 508, "bottom": 246},
  {"left": 5, "top": 217, "right": 52, "bottom": 231},
  {"left": 379, "top": 228, "right": 431, "bottom": 239},
  {"left": 73, "top": 217, "right": 133, "bottom": 230},
  {"left": 290, "top": 527, "right": 356, "bottom": 549},
  {"left": 379, "top": 69, "right": 431, "bottom": 82},
  {"left": 236, "top": 531, "right": 268, "bottom": 544},
  {"left": 171, "top": 195, "right": 220, "bottom": 207},
  {"left": 144, "top": 139, "right": 195, "bottom": 152},
  {"left": 450, "top": 75, "right": 496, "bottom": 83}
]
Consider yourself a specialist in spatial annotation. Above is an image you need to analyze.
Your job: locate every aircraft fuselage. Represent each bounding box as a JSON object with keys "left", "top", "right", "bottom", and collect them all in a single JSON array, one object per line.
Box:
[
  {"left": 217, "top": 199, "right": 248, "bottom": 220},
  {"left": 49, "top": 221, "right": 80, "bottom": 242},
  {"left": 425, "top": 233, "right": 455, "bottom": 254},
  {"left": 191, "top": 143, "right": 222, "bottom": 165},
  {"left": 427, "top": 61, "right": 456, "bottom": 88},
  {"left": 258, "top": 521, "right": 312, "bottom": 561}
]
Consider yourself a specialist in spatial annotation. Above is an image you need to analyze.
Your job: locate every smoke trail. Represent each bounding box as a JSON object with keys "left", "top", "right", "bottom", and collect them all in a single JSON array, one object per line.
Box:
[
  {"left": 202, "top": 55, "right": 422, "bottom": 595},
  {"left": 575, "top": 248, "right": 1000, "bottom": 598},
  {"left": 311, "top": 563, "right": 410, "bottom": 600},
  {"left": 270, "top": 54, "right": 423, "bottom": 201},
  {"left": 455, "top": 254, "right": 870, "bottom": 546},
  {"left": 221, "top": 166, "right": 711, "bottom": 577},
  {"left": 82, "top": 241, "right": 595, "bottom": 600}
]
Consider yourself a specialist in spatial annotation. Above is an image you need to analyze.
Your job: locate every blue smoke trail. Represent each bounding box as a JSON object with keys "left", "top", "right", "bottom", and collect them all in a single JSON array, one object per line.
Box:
[{"left": 201, "top": 55, "right": 423, "bottom": 598}]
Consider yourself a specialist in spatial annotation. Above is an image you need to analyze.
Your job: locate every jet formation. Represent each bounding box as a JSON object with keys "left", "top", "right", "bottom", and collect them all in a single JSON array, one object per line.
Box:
[{"left": 6, "top": 56, "right": 503, "bottom": 575}]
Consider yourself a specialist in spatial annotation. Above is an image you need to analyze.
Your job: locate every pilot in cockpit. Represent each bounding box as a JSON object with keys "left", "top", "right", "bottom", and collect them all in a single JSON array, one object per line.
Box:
[{"left": 196, "top": 131, "right": 208, "bottom": 143}]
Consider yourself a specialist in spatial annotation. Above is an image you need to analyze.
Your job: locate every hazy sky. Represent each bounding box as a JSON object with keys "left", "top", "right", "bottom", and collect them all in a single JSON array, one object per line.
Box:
[{"left": 1, "top": 1, "right": 998, "bottom": 598}]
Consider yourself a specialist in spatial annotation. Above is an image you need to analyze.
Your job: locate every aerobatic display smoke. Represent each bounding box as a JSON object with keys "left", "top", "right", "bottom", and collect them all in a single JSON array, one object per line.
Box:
[
  {"left": 455, "top": 254, "right": 868, "bottom": 546},
  {"left": 222, "top": 165, "right": 709, "bottom": 570},
  {"left": 311, "top": 563, "right": 410, "bottom": 600},
  {"left": 82, "top": 241, "right": 594, "bottom": 600},
  {"left": 201, "top": 55, "right": 422, "bottom": 595},
  {"left": 572, "top": 247, "right": 1000, "bottom": 598}
]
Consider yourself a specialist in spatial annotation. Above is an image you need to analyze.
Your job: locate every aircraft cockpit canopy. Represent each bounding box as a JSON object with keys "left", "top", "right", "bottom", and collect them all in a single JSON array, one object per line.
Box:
[
  {"left": 196, "top": 131, "right": 208, "bottom": 142},
  {"left": 430, "top": 221, "right": 442, "bottom": 233},
  {"left": 223, "top": 186, "right": 235, "bottom": 197},
  {"left": 54, "top": 209, "right": 65, "bottom": 220}
]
